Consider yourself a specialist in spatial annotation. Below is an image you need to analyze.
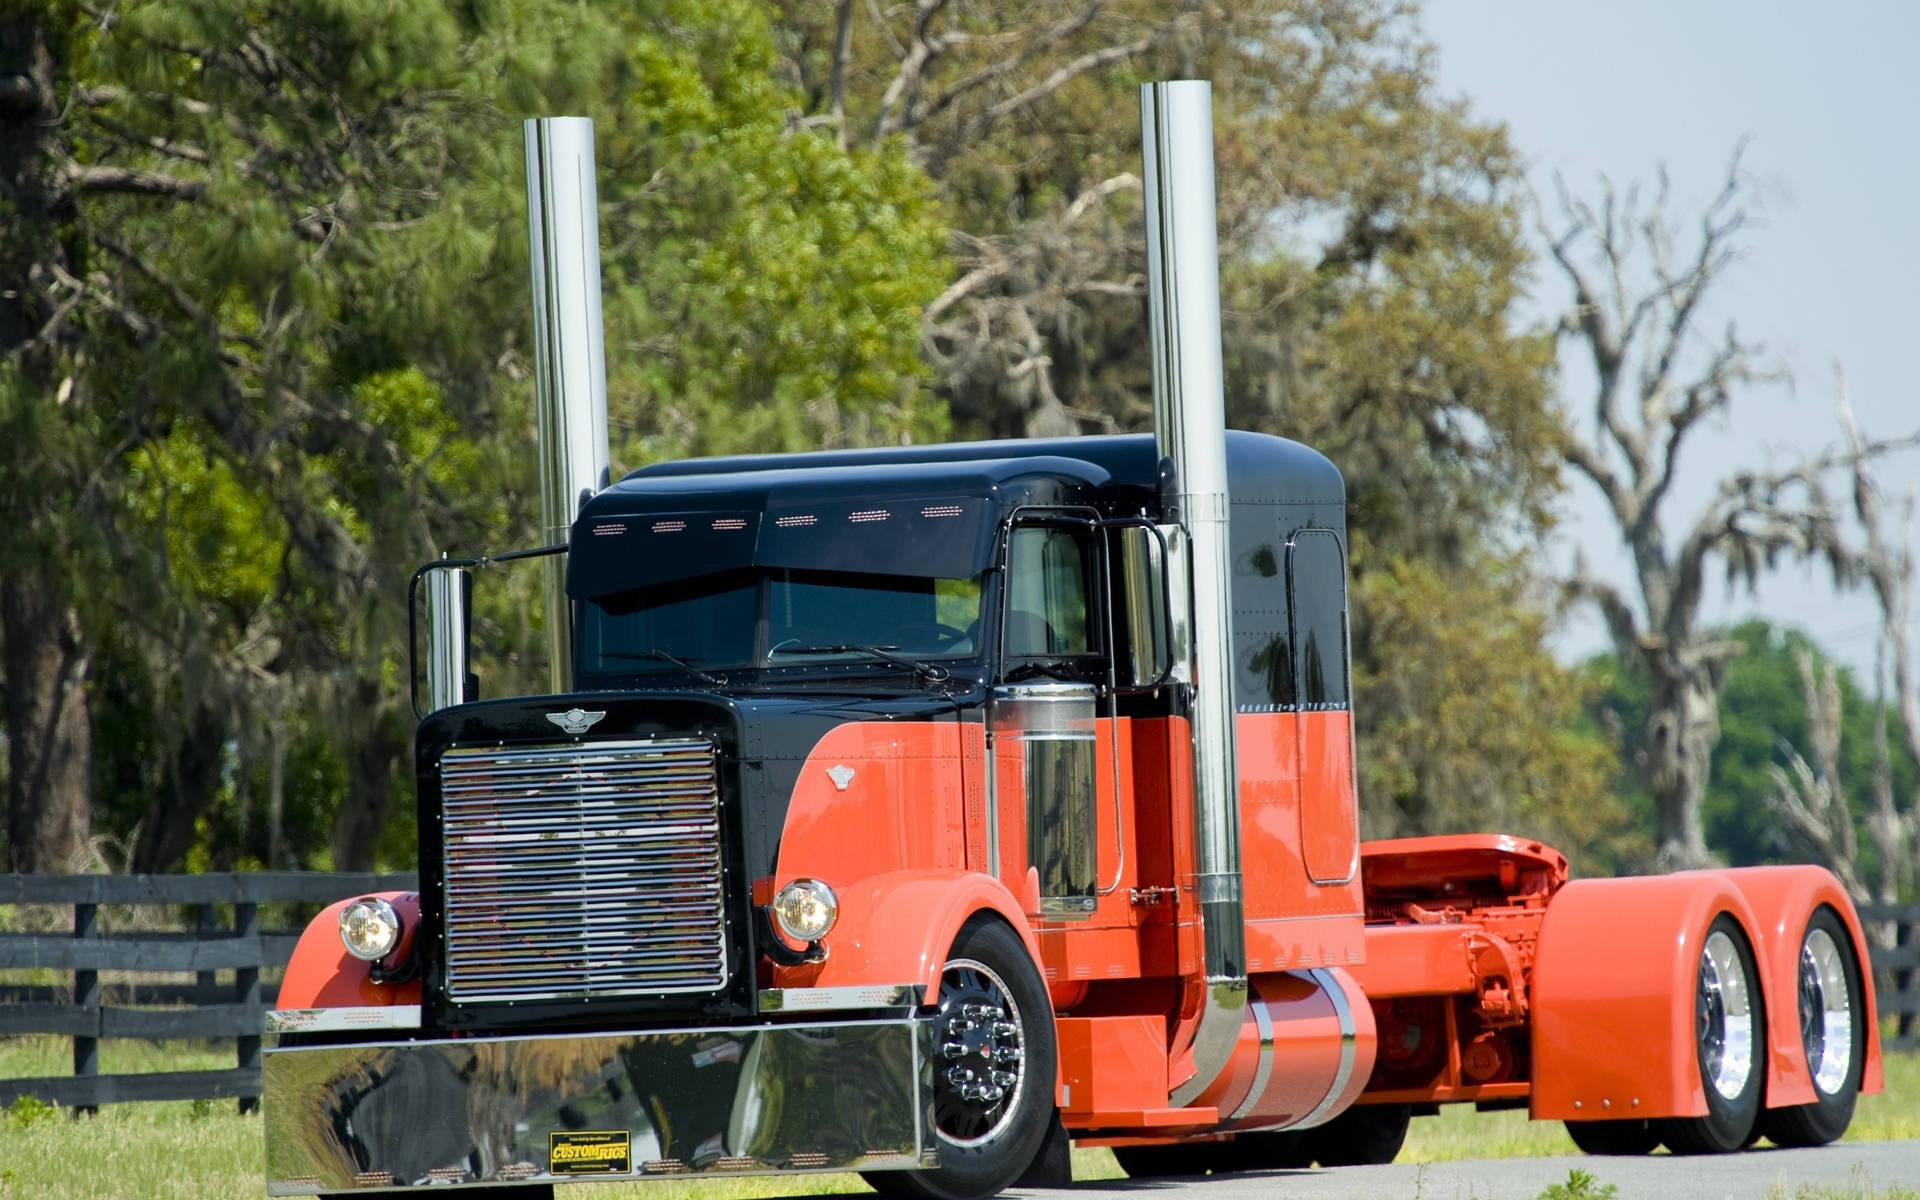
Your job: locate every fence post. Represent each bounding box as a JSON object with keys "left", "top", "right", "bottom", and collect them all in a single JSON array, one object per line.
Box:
[
  {"left": 236, "top": 902, "right": 261, "bottom": 1115},
  {"left": 1901, "top": 916, "right": 1917, "bottom": 1044},
  {"left": 72, "top": 901, "right": 99, "bottom": 1117},
  {"left": 195, "top": 903, "right": 217, "bottom": 1000}
]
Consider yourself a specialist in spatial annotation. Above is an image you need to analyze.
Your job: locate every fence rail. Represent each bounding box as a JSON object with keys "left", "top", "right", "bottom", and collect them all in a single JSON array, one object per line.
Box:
[
  {"left": 0, "top": 871, "right": 416, "bottom": 1111},
  {"left": 1863, "top": 902, "right": 1920, "bottom": 1053},
  {"left": 0, "top": 876, "right": 1915, "bottom": 1110}
]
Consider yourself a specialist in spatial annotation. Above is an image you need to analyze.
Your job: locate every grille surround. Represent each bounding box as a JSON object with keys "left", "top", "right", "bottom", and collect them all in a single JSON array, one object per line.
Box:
[{"left": 439, "top": 738, "right": 728, "bottom": 1002}]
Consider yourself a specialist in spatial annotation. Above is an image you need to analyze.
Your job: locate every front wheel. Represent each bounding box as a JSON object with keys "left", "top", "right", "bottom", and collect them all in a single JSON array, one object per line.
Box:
[
  {"left": 1656, "top": 914, "right": 1764, "bottom": 1154},
  {"left": 1565, "top": 1118, "right": 1660, "bottom": 1156},
  {"left": 1758, "top": 906, "right": 1866, "bottom": 1147},
  {"left": 863, "top": 918, "right": 1057, "bottom": 1200}
]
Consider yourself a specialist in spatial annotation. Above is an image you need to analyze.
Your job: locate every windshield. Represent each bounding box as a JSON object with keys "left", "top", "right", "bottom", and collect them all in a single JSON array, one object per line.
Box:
[{"left": 582, "top": 567, "right": 984, "bottom": 678}]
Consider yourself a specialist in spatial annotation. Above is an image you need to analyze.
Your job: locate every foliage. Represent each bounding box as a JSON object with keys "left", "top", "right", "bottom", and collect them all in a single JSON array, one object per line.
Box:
[
  {"left": 1354, "top": 544, "right": 1634, "bottom": 862},
  {"left": 1539, "top": 1169, "right": 1620, "bottom": 1200},
  {"left": 772, "top": 0, "right": 1610, "bottom": 840},
  {"left": 1585, "top": 619, "right": 1918, "bottom": 880},
  {"left": 0, "top": 0, "right": 946, "bottom": 869}
]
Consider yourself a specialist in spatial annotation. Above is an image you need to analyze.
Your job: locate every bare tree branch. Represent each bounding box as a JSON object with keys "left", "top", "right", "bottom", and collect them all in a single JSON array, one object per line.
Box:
[{"left": 65, "top": 163, "right": 205, "bottom": 201}]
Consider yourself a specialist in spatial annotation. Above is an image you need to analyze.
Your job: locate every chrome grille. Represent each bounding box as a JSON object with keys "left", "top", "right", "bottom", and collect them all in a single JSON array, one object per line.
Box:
[{"left": 439, "top": 739, "right": 727, "bottom": 1001}]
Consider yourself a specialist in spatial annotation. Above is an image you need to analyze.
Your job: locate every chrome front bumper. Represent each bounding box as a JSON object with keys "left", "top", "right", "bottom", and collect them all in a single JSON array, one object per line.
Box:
[{"left": 264, "top": 1016, "right": 936, "bottom": 1194}]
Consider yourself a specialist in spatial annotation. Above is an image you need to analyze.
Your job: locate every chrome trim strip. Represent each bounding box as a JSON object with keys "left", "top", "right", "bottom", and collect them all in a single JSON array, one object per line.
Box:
[
  {"left": 1228, "top": 993, "right": 1276, "bottom": 1121},
  {"left": 1294, "top": 968, "right": 1358, "bottom": 1129},
  {"left": 758, "top": 985, "right": 921, "bottom": 1013},
  {"left": 984, "top": 728, "right": 1001, "bottom": 878},
  {"left": 266, "top": 1005, "right": 421, "bottom": 1035}
]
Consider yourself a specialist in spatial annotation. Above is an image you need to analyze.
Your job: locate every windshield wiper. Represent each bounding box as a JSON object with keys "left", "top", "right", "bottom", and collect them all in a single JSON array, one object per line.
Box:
[
  {"left": 600, "top": 649, "right": 724, "bottom": 686},
  {"left": 769, "top": 643, "right": 951, "bottom": 682}
]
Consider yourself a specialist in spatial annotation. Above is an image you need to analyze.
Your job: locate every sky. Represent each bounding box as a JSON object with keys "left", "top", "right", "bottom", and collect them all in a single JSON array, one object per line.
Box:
[{"left": 1418, "top": 1, "right": 1920, "bottom": 681}]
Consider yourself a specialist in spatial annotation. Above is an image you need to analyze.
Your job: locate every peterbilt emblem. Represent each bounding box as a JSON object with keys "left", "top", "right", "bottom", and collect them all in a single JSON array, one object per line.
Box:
[
  {"left": 546, "top": 708, "right": 606, "bottom": 735},
  {"left": 826, "top": 764, "right": 856, "bottom": 791}
]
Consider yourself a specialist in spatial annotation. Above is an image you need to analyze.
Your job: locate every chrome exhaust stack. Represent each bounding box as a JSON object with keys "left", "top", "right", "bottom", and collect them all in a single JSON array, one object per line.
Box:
[
  {"left": 524, "top": 117, "right": 612, "bottom": 693},
  {"left": 1140, "top": 80, "right": 1248, "bottom": 1106}
]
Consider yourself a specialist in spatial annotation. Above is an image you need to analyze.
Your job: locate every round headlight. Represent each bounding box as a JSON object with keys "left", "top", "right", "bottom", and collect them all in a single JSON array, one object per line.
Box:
[
  {"left": 339, "top": 897, "right": 402, "bottom": 962},
  {"left": 772, "top": 879, "right": 838, "bottom": 943}
]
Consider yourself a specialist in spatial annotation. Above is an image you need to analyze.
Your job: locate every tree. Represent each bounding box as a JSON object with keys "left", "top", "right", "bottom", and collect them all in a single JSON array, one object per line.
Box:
[
  {"left": 1586, "top": 618, "right": 1917, "bottom": 882},
  {"left": 1549, "top": 157, "right": 1913, "bottom": 869},
  {"left": 774, "top": 0, "right": 1619, "bottom": 845},
  {"left": 1, "top": 0, "right": 947, "bottom": 872}
]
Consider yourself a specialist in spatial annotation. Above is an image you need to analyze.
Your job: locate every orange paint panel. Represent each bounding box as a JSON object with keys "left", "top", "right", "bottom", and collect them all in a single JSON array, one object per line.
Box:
[
  {"left": 1297, "top": 711, "right": 1359, "bottom": 884},
  {"left": 1235, "top": 710, "right": 1364, "bottom": 970},
  {"left": 1057, "top": 1015, "right": 1170, "bottom": 1117},
  {"left": 1349, "top": 924, "right": 1481, "bottom": 998},
  {"left": 774, "top": 720, "right": 969, "bottom": 895},
  {"left": 1713, "top": 865, "right": 1885, "bottom": 1104},
  {"left": 1530, "top": 874, "right": 1764, "bottom": 1121},
  {"left": 277, "top": 893, "right": 421, "bottom": 1010}
]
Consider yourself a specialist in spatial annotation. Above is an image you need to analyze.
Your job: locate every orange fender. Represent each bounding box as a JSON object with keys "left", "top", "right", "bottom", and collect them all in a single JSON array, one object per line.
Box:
[
  {"left": 1530, "top": 873, "right": 1763, "bottom": 1122},
  {"left": 1713, "top": 865, "right": 1884, "bottom": 1103},
  {"left": 776, "top": 868, "right": 1042, "bottom": 1005},
  {"left": 277, "top": 892, "right": 421, "bottom": 1010}
]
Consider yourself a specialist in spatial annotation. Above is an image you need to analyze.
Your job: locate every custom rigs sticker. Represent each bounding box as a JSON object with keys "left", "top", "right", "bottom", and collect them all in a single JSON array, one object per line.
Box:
[{"left": 549, "top": 1130, "right": 632, "bottom": 1175}]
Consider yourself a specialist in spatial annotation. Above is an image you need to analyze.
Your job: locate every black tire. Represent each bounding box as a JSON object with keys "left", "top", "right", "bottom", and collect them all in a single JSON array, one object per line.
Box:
[
  {"left": 1223, "top": 1129, "right": 1314, "bottom": 1171},
  {"left": 1304, "top": 1104, "right": 1410, "bottom": 1167},
  {"left": 1564, "top": 1118, "right": 1660, "bottom": 1156},
  {"left": 1114, "top": 1130, "right": 1311, "bottom": 1178},
  {"left": 863, "top": 918, "right": 1057, "bottom": 1200},
  {"left": 1656, "top": 914, "right": 1765, "bottom": 1155},
  {"left": 1112, "top": 1143, "right": 1228, "bottom": 1177},
  {"left": 1757, "top": 906, "right": 1866, "bottom": 1147}
]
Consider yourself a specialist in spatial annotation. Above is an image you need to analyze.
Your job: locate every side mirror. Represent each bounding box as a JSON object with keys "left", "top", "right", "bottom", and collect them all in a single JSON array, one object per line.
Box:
[
  {"left": 1114, "top": 522, "right": 1191, "bottom": 690},
  {"left": 413, "top": 560, "right": 477, "bottom": 717}
]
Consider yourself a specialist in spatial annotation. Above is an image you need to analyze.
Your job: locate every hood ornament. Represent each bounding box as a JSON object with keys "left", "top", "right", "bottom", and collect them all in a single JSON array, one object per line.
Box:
[
  {"left": 826, "top": 764, "right": 856, "bottom": 791},
  {"left": 547, "top": 708, "right": 606, "bottom": 735}
]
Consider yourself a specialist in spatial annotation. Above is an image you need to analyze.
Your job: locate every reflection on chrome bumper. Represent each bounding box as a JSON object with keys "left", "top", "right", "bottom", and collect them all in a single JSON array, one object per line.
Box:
[
  {"left": 264, "top": 1016, "right": 935, "bottom": 1195},
  {"left": 266, "top": 1006, "right": 421, "bottom": 1035},
  {"left": 758, "top": 984, "right": 920, "bottom": 1013}
]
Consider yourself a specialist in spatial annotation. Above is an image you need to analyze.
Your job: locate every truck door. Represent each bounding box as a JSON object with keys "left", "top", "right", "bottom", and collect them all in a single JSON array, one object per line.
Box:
[
  {"left": 988, "top": 515, "right": 1118, "bottom": 921},
  {"left": 1288, "top": 529, "right": 1359, "bottom": 884}
]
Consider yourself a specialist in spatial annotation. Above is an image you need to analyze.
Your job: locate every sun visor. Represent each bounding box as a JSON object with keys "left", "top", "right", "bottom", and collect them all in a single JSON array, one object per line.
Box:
[{"left": 566, "top": 497, "right": 997, "bottom": 599}]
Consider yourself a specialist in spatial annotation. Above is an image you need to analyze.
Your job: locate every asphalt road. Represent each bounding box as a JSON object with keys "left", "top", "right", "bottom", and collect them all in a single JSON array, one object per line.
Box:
[{"left": 995, "top": 1142, "right": 1920, "bottom": 1199}]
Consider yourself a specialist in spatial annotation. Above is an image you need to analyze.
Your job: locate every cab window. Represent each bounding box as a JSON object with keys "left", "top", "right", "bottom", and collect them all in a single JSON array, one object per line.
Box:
[{"left": 1005, "top": 525, "right": 1093, "bottom": 656}]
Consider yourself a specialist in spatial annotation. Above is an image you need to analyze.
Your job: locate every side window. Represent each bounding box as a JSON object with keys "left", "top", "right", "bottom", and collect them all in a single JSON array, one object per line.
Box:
[
  {"left": 1287, "top": 530, "right": 1350, "bottom": 710},
  {"left": 1005, "top": 525, "right": 1092, "bottom": 656}
]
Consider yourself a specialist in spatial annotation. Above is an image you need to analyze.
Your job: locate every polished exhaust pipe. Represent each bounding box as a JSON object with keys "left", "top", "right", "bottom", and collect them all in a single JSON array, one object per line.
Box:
[
  {"left": 524, "top": 117, "right": 611, "bottom": 693},
  {"left": 1140, "top": 79, "right": 1247, "bottom": 1106}
]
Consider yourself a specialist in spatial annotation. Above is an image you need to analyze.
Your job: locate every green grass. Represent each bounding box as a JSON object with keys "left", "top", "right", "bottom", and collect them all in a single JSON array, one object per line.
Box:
[{"left": 0, "top": 1037, "right": 1915, "bottom": 1199}]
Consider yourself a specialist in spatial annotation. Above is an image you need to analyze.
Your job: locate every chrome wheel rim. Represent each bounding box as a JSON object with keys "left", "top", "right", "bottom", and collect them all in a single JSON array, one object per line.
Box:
[
  {"left": 1798, "top": 927, "right": 1854, "bottom": 1096},
  {"left": 1697, "top": 928, "right": 1755, "bottom": 1101},
  {"left": 932, "top": 958, "right": 1027, "bottom": 1147}
]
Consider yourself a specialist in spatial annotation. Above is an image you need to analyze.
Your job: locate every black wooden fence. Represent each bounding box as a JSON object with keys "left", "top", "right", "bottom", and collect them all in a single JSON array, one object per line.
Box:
[
  {"left": 0, "top": 871, "right": 415, "bottom": 1111},
  {"left": 0, "top": 876, "right": 1915, "bottom": 1111},
  {"left": 1863, "top": 902, "right": 1920, "bottom": 1053}
]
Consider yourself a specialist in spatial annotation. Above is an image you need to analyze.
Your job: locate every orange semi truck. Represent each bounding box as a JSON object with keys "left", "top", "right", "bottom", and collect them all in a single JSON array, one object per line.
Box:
[{"left": 261, "top": 82, "right": 1882, "bottom": 1199}]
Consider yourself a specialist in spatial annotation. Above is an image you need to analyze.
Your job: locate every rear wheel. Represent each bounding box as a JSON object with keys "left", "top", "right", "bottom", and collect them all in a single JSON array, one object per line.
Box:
[
  {"left": 1656, "top": 915, "right": 1764, "bottom": 1154},
  {"left": 1564, "top": 1118, "right": 1659, "bottom": 1156},
  {"left": 863, "top": 919, "right": 1056, "bottom": 1200},
  {"left": 1758, "top": 906, "right": 1865, "bottom": 1147},
  {"left": 1304, "top": 1104, "right": 1410, "bottom": 1166}
]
